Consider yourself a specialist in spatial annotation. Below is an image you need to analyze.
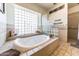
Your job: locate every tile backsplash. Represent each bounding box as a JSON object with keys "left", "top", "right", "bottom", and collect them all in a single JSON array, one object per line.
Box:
[{"left": 6, "top": 24, "right": 15, "bottom": 41}]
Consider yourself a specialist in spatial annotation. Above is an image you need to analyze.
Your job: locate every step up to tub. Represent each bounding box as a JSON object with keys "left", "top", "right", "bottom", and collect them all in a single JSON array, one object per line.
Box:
[{"left": 0, "top": 49, "right": 21, "bottom": 56}]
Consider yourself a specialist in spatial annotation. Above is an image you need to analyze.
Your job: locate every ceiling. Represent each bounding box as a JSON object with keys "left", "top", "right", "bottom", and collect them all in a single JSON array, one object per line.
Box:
[
  {"left": 35, "top": 3, "right": 57, "bottom": 10},
  {"left": 68, "top": 3, "right": 79, "bottom": 8}
]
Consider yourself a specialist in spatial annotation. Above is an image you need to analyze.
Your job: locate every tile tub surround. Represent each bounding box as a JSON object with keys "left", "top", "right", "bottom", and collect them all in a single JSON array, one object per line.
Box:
[
  {"left": 20, "top": 37, "right": 59, "bottom": 56},
  {"left": 7, "top": 33, "right": 42, "bottom": 41},
  {"left": 32, "top": 37, "right": 59, "bottom": 56}
]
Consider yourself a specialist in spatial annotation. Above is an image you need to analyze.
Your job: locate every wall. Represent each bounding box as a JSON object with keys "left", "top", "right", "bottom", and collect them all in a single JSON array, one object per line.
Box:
[
  {"left": 48, "top": 4, "right": 68, "bottom": 42},
  {"left": 69, "top": 5, "right": 79, "bottom": 14},
  {"left": 0, "top": 11, "right": 6, "bottom": 47},
  {"left": 49, "top": 4, "right": 67, "bottom": 25},
  {"left": 6, "top": 4, "right": 15, "bottom": 25},
  {"left": 6, "top": 4, "right": 15, "bottom": 40}
]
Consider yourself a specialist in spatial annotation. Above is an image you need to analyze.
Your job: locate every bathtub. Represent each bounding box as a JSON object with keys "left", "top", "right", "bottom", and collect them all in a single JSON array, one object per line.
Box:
[{"left": 13, "top": 35, "right": 50, "bottom": 53}]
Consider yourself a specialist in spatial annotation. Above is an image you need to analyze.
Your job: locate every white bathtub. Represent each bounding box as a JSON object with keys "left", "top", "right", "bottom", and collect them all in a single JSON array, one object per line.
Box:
[{"left": 13, "top": 35, "right": 50, "bottom": 52}]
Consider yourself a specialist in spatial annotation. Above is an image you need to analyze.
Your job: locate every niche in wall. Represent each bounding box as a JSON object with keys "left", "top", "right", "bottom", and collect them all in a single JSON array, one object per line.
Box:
[
  {"left": 54, "top": 19, "right": 63, "bottom": 24},
  {"left": 49, "top": 5, "right": 64, "bottom": 14}
]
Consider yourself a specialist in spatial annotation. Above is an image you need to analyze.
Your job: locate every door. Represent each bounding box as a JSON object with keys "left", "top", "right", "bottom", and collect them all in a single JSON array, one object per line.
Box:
[{"left": 68, "top": 12, "right": 79, "bottom": 44}]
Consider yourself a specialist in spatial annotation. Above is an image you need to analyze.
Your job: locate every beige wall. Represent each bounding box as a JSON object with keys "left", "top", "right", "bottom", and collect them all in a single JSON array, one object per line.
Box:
[
  {"left": 48, "top": 4, "right": 68, "bottom": 42},
  {"left": 69, "top": 5, "right": 79, "bottom": 14},
  {"left": 49, "top": 4, "right": 67, "bottom": 25},
  {"left": 16, "top": 3, "right": 48, "bottom": 14}
]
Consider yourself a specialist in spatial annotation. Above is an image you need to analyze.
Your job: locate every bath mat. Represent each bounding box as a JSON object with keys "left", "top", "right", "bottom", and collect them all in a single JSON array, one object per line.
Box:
[{"left": 0, "top": 49, "right": 21, "bottom": 56}]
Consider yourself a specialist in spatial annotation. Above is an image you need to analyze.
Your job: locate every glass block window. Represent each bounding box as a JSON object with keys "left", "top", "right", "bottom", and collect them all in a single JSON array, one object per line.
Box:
[{"left": 14, "top": 5, "right": 41, "bottom": 35}]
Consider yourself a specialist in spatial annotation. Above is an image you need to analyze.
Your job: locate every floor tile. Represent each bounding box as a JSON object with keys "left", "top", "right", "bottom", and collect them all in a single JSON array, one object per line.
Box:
[{"left": 51, "top": 43, "right": 79, "bottom": 56}]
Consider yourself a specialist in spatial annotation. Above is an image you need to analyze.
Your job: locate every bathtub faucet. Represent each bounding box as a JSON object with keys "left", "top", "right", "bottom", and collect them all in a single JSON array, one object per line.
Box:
[{"left": 49, "top": 34, "right": 54, "bottom": 38}]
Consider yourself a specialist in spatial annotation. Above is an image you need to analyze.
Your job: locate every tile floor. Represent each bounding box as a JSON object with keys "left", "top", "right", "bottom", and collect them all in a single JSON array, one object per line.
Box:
[{"left": 51, "top": 43, "right": 79, "bottom": 56}]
